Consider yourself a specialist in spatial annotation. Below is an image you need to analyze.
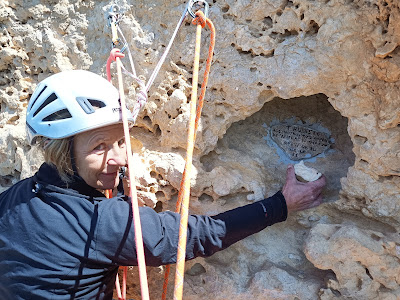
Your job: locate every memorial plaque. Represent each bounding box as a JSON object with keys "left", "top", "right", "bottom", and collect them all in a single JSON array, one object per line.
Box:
[{"left": 270, "top": 124, "right": 331, "bottom": 160}]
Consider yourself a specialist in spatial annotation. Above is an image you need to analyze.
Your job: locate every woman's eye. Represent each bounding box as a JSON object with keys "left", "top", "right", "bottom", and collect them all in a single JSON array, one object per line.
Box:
[
  {"left": 93, "top": 143, "right": 106, "bottom": 151},
  {"left": 118, "top": 138, "right": 125, "bottom": 147}
]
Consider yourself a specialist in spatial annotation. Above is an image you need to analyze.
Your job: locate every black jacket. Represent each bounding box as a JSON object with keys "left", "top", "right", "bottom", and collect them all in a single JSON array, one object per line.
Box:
[{"left": 0, "top": 163, "right": 287, "bottom": 299}]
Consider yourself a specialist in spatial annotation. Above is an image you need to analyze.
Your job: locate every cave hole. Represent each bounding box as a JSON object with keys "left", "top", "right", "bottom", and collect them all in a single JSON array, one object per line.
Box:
[
  {"left": 354, "top": 135, "right": 367, "bottom": 145},
  {"left": 199, "top": 193, "right": 214, "bottom": 203},
  {"left": 309, "top": 20, "right": 320, "bottom": 34},
  {"left": 0, "top": 175, "right": 13, "bottom": 187},
  {"left": 150, "top": 171, "right": 164, "bottom": 181},
  {"left": 154, "top": 124, "right": 162, "bottom": 137},
  {"left": 263, "top": 16, "right": 273, "bottom": 28},
  {"left": 154, "top": 200, "right": 163, "bottom": 213},
  {"left": 201, "top": 94, "right": 355, "bottom": 203},
  {"left": 221, "top": 5, "right": 230, "bottom": 13},
  {"left": 143, "top": 115, "right": 152, "bottom": 126}
]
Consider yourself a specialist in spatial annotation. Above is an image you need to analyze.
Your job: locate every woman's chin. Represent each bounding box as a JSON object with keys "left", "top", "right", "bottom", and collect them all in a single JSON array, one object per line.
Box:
[{"left": 97, "top": 176, "right": 119, "bottom": 191}]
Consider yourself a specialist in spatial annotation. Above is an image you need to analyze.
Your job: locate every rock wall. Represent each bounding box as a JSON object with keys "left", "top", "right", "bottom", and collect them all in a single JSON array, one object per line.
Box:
[{"left": 1, "top": 0, "right": 399, "bottom": 299}]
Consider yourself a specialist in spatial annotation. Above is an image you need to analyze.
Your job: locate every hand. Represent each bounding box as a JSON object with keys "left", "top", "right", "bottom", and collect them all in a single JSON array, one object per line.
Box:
[{"left": 282, "top": 164, "right": 326, "bottom": 213}]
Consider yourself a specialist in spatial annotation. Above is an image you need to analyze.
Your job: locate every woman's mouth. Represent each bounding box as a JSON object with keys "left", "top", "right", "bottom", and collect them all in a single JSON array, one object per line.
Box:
[{"left": 100, "top": 172, "right": 118, "bottom": 178}]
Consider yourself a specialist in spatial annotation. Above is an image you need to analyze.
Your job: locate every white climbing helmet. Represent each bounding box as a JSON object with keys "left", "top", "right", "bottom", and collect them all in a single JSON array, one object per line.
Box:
[{"left": 26, "top": 70, "right": 134, "bottom": 144}]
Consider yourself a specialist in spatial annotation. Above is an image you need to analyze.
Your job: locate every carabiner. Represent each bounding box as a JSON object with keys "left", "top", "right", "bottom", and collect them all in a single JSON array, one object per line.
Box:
[
  {"left": 107, "top": 4, "right": 120, "bottom": 27},
  {"left": 106, "top": 4, "right": 122, "bottom": 48},
  {"left": 187, "top": 0, "right": 209, "bottom": 19}
]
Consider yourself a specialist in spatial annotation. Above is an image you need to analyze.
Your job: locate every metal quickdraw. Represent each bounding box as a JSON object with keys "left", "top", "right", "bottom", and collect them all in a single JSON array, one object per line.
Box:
[
  {"left": 105, "top": 1, "right": 210, "bottom": 122},
  {"left": 107, "top": 4, "right": 122, "bottom": 48},
  {"left": 106, "top": 5, "right": 146, "bottom": 124},
  {"left": 187, "top": 0, "right": 209, "bottom": 19}
]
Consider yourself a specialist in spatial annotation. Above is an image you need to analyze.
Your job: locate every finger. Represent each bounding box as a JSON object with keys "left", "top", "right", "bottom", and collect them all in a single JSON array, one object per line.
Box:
[
  {"left": 313, "top": 174, "right": 327, "bottom": 188},
  {"left": 305, "top": 176, "right": 326, "bottom": 193},
  {"left": 285, "top": 164, "right": 297, "bottom": 184}
]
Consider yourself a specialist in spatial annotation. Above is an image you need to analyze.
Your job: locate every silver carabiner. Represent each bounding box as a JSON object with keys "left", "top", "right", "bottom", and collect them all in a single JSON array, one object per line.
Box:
[
  {"left": 187, "top": 0, "right": 209, "bottom": 19},
  {"left": 107, "top": 4, "right": 120, "bottom": 27}
]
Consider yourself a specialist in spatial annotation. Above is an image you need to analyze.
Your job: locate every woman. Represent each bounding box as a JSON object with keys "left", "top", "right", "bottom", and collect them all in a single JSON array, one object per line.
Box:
[{"left": 0, "top": 70, "right": 326, "bottom": 299}]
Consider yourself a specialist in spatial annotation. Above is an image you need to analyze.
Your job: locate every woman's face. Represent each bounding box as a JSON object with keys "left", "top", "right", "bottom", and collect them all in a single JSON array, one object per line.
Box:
[{"left": 74, "top": 124, "right": 127, "bottom": 190}]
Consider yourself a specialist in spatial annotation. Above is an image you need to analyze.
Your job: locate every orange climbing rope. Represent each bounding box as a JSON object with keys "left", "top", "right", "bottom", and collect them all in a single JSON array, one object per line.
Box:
[
  {"left": 161, "top": 10, "right": 216, "bottom": 300},
  {"left": 117, "top": 55, "right": 151, "bottom": 300},
  {"left": 106, "top": 50, "right": 151, "bottom": 300},
  {"left": 105, "top": 3, "right": 215, "bottom": 299},
  {"left": 106, "top": 50, "right": 129, "bottom": 300}
]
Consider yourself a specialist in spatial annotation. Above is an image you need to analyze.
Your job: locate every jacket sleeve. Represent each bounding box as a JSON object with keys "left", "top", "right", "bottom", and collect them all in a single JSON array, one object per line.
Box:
[{"left": 94, "top": 191, "right": 287, "bottom": 267}]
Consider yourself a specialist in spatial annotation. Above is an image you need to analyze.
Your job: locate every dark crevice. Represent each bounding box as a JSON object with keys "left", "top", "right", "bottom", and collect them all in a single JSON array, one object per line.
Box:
[
  {"left": 154, "top": 124, "right": 162, "bottom": 137},
  {"left": 308, "top": 20, "right": 320, "bottom": 34},
  {"left": 365, "top": 268, "right": 373, "bottom": 280},
  {"left": 0, "top": 175, "right": 14, "bottom": 187}
]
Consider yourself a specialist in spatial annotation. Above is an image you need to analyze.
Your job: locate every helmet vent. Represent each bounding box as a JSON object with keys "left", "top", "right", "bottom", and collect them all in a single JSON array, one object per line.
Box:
[
  {"left": 76, "top": 97, "right": 106, "bottom": 114},
  {"left": 88, "top": 99, "right": 106, "bottom": 109},
  {"left": 42, "top": 109, "right": 72, "bottom": 121},
  {"left": 26, "top": 122, "right": 37, "bottom": 134},
  {"left": 29, "top": 85, "right": 47, "bottom": 110},
  {"left": 33, "top": 92, "right": 58, "bottom": 117}
]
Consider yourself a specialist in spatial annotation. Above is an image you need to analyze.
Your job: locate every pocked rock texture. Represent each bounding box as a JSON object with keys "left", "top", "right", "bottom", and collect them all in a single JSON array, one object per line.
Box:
[{"left": 1, "top": 0, "right": 399, "bottom": 299}]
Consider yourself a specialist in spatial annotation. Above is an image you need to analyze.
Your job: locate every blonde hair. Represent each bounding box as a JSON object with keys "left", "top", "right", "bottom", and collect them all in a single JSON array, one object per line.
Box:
[{"left": 40, "top": 138, "right": 74, "bottom": 183}]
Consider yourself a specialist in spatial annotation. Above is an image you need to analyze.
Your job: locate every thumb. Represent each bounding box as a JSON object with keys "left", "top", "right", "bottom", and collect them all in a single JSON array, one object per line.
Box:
[{"left": 286, "top": 164, "right": 297, "bottom": 183}]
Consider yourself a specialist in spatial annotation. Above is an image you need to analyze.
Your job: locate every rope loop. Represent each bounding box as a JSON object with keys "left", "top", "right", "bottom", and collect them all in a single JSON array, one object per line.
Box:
[
  {"left": 192, "top": 11, "right": 206, "bottom": 28},
  {"left": 106, "top": 48, "right": 125, "bottom": 82}
]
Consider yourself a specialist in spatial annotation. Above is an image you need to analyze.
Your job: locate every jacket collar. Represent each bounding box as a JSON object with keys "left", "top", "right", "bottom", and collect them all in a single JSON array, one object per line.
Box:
[{"left": 33, "top": 163, "right": 106, "bottom": 198}]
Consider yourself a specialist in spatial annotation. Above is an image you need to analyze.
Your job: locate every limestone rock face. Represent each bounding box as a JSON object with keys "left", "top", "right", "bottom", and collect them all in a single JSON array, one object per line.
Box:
[
  {"left": 1, "top": 0, "right": 400, "bottom": 299},
  {"left": 305, "top": 224, "right": 400, "bottom": 299}
]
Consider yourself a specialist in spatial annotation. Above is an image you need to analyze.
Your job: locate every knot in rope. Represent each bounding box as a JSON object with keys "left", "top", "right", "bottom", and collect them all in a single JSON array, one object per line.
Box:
[
  {"left": 110, "top": 48, "right": 125, "bottom": 61},
  {"left": 107, "top": 47, "right": 148, "bottom": 123},
  {"left": 131, "top": 80, "right": 148, "bottom": 122},
  {"left": 192, "top": 11, "right": 206, "bottom": 28},
  {"left": 106, "top": 48, "right": 125, "bottom": 81}
]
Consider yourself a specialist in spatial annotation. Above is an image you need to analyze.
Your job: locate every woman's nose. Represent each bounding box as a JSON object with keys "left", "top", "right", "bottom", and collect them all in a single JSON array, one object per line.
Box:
[{"left": 107, "top": 143, "right": 126, "bottom": 166}]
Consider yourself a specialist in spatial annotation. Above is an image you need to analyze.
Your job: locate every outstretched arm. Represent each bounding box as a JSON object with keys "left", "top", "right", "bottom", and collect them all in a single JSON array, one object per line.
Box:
[{"left": 95, "top": 191, "right": 288, "bottom": 266}]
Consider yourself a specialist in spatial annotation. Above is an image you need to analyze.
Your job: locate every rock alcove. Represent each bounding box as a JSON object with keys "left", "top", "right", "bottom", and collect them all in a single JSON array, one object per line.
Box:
[{"left": 199, "top": 93, "right": 355, "bottom": 204}]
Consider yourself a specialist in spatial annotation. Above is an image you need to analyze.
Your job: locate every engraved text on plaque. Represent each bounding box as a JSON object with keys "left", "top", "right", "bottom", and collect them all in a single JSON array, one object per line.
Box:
[{"left": 270, "top": 124, "right": 331, "bottom": 160}]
